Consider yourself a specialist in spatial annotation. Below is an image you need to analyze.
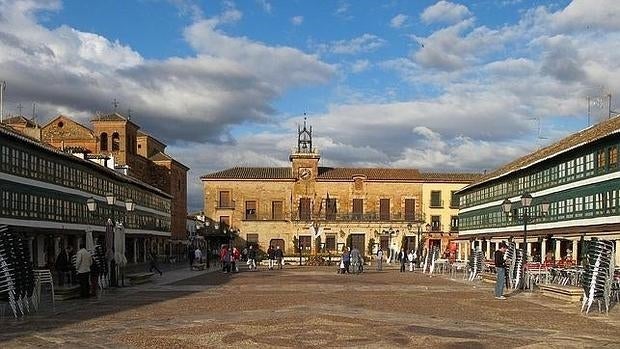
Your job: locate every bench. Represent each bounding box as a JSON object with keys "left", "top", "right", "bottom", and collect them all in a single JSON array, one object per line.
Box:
[
  {"left": 191, "top": 263, "right": 207, "bottom": 271},
  {"left": 127, "top": 272, "right": 155, "bottom": 285},
  {"left": 539, "top": 284, "right": 582, "bottom": 302}
]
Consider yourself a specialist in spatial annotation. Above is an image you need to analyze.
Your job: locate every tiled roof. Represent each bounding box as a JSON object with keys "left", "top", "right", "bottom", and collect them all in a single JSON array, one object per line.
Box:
[
  {"left": 318, "top": 167, "right": 421, "bottom": 180},
  {"left": 201, "top": 167, "right": 293, "bottom": 179},
  {"left": 420, "top": 172, "right": 482, "bottom": 182},
  {"left": 149, "top": 151, "right": 173, "bottom": 162},
  {"left": 202, "top": 166, "right": 480, "bottom": 182},
  {"left": 92, "top": 112, "right": 128, "bottom": 122},
  {"left": 466, "top": 115, "right": 620, "bottom": 190}
]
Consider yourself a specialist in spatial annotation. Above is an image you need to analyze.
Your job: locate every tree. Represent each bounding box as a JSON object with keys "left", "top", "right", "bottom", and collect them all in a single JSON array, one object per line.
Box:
[
  {"left": 315, "top": 236, "right": 322, "bottom": 254},
  {"left": 367, "top": 238, "right": 375, "bottom": 255},
  {"left": 292, "top": 236, "right": 300, "bottom": 254}
]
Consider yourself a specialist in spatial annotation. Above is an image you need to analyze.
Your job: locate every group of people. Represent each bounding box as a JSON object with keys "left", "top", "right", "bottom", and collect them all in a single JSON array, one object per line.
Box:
[
  {"left": 339, "top": 246, "right": 363, "bottom": 274},
  {"left": 266, "top": 245, "right": 284, "bottom": 270},
  {"left": 219, "top": 245, "right": 241, "bottom": 273},
  {"left": 55, "top": 243, "right": 95, "bottom": 298}
]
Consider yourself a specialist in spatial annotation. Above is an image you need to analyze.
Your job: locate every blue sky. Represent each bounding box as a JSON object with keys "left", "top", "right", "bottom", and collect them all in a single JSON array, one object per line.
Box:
[{"left": 1, "top": 0, "right": 619, "bottom": 210}]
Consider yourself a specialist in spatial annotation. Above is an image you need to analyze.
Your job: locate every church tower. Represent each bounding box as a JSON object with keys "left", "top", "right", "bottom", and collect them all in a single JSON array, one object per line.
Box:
[{"left": 290, "top": 117, "right": 320, "bottom": 182}]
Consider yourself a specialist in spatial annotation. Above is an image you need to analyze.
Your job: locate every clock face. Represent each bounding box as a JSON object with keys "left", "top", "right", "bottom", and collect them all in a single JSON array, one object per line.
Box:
[{"left": 299, "top": 168, "right": 312, "bottom": 180}]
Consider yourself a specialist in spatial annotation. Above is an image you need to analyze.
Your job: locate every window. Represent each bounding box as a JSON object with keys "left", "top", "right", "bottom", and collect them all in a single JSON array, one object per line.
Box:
[
  {"left": 584, "top": 195, "right": 593, "bottom": 215},
  {"left": 299, "top": 198, "right": 311, "bottom": 220},
  {"left": 575, "top": 197, "right": 583, "bottom": 212},
  {"left": 575, "top": 156, "right": 584, "bottom": 177},
  {"left": 299, "top": 236, "right": 311, "bottom": 251},
  {"left": 271, "top": 201, "right": 283, "bottom": 220},
  {"left": 404, "top": 198, "right": 416, "bottom": 221},
  {"left": 219, "top": 191, "right": 231, "bottom": 208},
  {"left": 246, "top": 234, "right": 259, "bottom": 247},
  {"left": 325, "top": 234, "right": 336, "bottom": 251},
  {"left": 597, "top": 150, "right": 607, "bottom": 171},
  {"left": 609, "top": 146, "right": 618, "bottom": 168},
  {"left": 245, "top": 200, "right": 257, "bottom": 220},
  {"left": 379, "top": 198, "right": 390, "bottom": 220},
  {"left": 450, "top": 216, "right": 458, "bottom": 231},
  {"left": 352, "top": 199, "right": 363, "bottom": 220},
  {"left": 100, "top": 132, "right": 108, "bottom": 151},
  {"left": 325, "top": 197, "right": 337, "bottom": 220},
  {"left": 112, "top": 132, "right": 120, "bottom": 151},
  {"left": 219, "top": 215, "right": 230, "bottom": 227},
  {"left": 430, "top": 191, "right": 442, "bottom": 207},
  {"left": 566, "top": 159, "right": 575, "bottom": 180},
  {"left": 585, "top": 153, "right": 595, "bottom": 174},
  {"left": 558, "top": 163, "right": 566, "bottom": 182},
  {"left": 431, "top": 215, "right": 441, "bottom": 231},
  {"left": 450, "top": 191, "right": 459, "bottom": 208}
]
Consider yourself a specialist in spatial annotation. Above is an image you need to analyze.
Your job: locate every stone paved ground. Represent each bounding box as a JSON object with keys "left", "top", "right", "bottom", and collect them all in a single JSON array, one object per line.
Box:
[{"left": 1, "top": 265, "right": 619, "bottom": 348}]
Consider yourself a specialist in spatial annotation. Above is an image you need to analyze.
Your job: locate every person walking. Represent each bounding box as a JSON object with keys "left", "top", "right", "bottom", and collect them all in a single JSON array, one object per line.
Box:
[
  {"left": 376, "top": 247, "right": 384, "bottom": 271},
  {"left": 275, "top": 246, "right": 284, "bottom": 269},
  {"left": 267, "top": 245, "right": 276, "bottom": 270},
  {"left": 232, "top": 247, "right": 240, "bottom": 272},
  {"left": 350, "top": 246, "right": 361, "bottom": 274},
  {"left": 149, "top": 249, "right": 163, "bottom": 275},
  {"left": 247, "top": 245, "right": 257, "bottom": 271},
  {"left": 495, "top": 242, "right": 508, "bottom": 300},
  {"left": 75, "top": 243, "right": 92, "bottom": 298},
  {"left": 342, "top": 247, "right": 351, "bottom": 274},
  {"left": 398, "top": 248, "right": 407, "bottom": 272}
]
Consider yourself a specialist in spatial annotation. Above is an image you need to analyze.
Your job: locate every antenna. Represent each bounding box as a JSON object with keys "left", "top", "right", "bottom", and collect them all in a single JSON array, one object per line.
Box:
[
  {"left": 16, "top": 103, "right": 23, "bottom": 115},
  {"left": 112, "top": 98, "right": 119, "bottom": 110},
  {"left": 529, "top": 116, "right": 548, "bottom": 149},
  {"left": 127, "top": 108, "right": 132, "bottom": 120},
  {"left": 32, "top": 103, "right": 36, "bottom": 122},
  {"left": 0, "top": 80, "right": 5, "bottom": 123}
]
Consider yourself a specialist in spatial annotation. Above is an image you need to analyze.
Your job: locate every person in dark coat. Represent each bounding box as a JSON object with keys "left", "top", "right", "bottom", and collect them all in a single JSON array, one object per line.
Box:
[
  {"left": 398, "top": 248, "right": 407, "bottom": 272},
  {"left": 55, "top": 246, "right": 71, "bottom": 286},
  {"left": 267, "top": 246, "right": 276, "bottom": 270},
  {"left": 341, "top": 247, "right": 351, "bottom": 274},
  {"left": 188, "top": 246, "right": 195, "bottom": 269},
  {"left": 274, "top": 246, "right": 284, "bottom": 269},
  {"left": 149, "top": 249, "right": 163, "bottom": 275}
]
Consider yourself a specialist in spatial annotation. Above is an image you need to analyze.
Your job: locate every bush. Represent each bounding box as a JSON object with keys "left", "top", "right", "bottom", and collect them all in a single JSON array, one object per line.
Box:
[{"left": 306, "top": 255, "right": 326, "bottom": 266}]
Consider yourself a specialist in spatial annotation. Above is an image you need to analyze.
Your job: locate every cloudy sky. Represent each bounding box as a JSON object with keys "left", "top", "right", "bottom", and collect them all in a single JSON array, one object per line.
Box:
[{"left": 1, "top": 0, "right": 619, "bottom": 211}]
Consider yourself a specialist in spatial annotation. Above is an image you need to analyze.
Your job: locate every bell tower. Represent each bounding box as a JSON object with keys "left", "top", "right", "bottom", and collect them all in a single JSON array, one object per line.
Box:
[{"left": 290, "top": 117, "right": 320, "bottom": 182}]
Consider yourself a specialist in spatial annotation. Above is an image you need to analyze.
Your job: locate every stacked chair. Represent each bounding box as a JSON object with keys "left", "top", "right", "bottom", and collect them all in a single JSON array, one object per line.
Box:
[
  {"left": 467, "top": 248, "right": 485, "bottom": 281},
  {"left": 581, "top": 239, "right": 616, "bottom": 314},
  {"left": 0, "top": 225, "right": 36, "bottom": 319}
]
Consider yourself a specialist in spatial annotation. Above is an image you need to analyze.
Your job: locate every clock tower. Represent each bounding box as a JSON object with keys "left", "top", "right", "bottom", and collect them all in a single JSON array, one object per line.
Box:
[{"left": 290, "top": 117, "right": 320, "bottom": 182}]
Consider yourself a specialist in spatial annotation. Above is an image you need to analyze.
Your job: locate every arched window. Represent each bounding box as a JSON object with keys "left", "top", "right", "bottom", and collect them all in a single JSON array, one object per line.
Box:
[
  {"left": 100, "top": 132, "right": 108, "bottom": 151},
  {"left": 112, "top": 132, "right": 120, "bottom": 151}
]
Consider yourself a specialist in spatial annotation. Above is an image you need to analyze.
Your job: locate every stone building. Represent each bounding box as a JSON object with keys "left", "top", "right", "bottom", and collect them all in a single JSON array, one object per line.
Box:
[
  {"left": 457, "top": 115, "right": 620, "bottom": 266},
  {"left": 201, "top": 120, "right": 480, "bottom": 258},
  {"left": 38, "top": 112, "right": 189, "bottom": 245}
]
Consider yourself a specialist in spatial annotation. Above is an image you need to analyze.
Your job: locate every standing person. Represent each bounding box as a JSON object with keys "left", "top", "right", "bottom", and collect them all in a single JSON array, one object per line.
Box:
[
  {"left": 247, "top": 245, "right": 257, "bottom": 271},
  {"left": 232, "top": 247, "right": 240, "bottom": 272},
  {"left": 188, "top": 246, "right": 195, "bottom": 269},
  {"left": 267, "top": 245, "right": 276, "bottom": 270},
  {"left": 55, "top": 245, "right": 71, "bottom": 286},
  {"left": 220, "top": 245, "right": 228, "bottom": 272},
  {"left": 408, "top": 250, "right": 416, "bottom": 272},
  {"left": 376, "top": 247, "right": 384, "bottom": 271},
  {"left": 398, "top": 248, "right": 407, "bottom": 272},
  {"left": 149, "top": 249, "right": 163, "bottom": 276},
  {"left": 494, "top": 242, "right": 508, "bottom": 300},
  {"left": 342, "top": 247, "right": 351, "bottom": 274},
  {"left": 350, "top": 247, "right": 361, "bottom": 274},
  {"left": 275, "top": 245, "right": 284, "bottom": 269},
  {"left": 75, "top": 243, "right": 92, "bottom": 298},
  {"left": 194, "top": 247, "right": 202, "bottom": 265}
]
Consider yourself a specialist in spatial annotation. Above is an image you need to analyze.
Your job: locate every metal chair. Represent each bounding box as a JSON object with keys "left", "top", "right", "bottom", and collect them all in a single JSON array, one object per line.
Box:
[{"left": 32, "top": 269, "right": 55, "bottom": 311}]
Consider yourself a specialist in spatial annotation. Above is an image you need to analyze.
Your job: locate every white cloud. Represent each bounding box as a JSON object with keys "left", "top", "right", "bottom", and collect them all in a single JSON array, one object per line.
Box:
[
  {"left": 314, "top": 33, "right": 386, "bottom": 55},
  {"left": 291, "top": 16, "right": 303, "bottom": 26},
  {"left": 420, "top": 1, "right": 472, "bottom": 24},
  {"left": 389, "top": 14, "right": 408, "bottom": 28},
  {"left": 0, "top": 1, "right": 334, "bottom": 144},
  {"left": 550, "top": 0, "right": 620, "bottom": 32},
  {"left": 255, "top": 0, "right": 272, "bottom": 14},
  {"left": 350, "top": 59, "right": 370, "bottom": 73}
]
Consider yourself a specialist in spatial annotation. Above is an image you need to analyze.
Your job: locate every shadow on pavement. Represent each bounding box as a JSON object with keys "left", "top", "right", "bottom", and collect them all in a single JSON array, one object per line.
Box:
[{"left": 0, "top": 263, "right": 237, "bottom": 343}]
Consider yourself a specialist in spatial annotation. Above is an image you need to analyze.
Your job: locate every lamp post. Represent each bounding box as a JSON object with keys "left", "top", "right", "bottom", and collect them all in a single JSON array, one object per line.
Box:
[
  {"left": 415, "top": 222, "right": 431, "bottom": 265},
  {"left": 86, "top": 194, "right": 134, "bottom": 287},
  {"left": 502, "top": 193, "right": 549, "bottom": 289},
  {"left": 382, "top": 227, "right": 399, "bottom": 263}
]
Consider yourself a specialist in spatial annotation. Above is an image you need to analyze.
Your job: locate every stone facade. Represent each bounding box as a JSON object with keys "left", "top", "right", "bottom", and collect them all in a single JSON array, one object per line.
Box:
[
  {"left": 202, "top": 122, "right": 480, "bottom": 257},
  {"left": 38, "top": 113, "right": 188, "bottom": 241}
]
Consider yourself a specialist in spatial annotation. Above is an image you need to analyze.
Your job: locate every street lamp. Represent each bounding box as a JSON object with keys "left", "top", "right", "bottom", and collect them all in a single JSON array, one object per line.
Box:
[
  {"left": 382, "top": 227, "right": 399, "bottom": 262},
  {"left": 502, "top": 193, "right": 549, "bottom": 289},
  {"left": 413, "top": 222, "right": 430, "bottom": 265}
]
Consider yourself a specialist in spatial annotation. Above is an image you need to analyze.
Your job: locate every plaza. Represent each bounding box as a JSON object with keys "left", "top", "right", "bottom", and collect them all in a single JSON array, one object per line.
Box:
[{"left": 1, "top": 265, "right": 619, "bottom": 348}]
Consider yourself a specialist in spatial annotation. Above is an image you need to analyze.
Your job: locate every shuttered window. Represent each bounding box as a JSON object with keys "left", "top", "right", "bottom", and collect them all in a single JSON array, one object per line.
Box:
[
  {"left": 404, "top": 199, "right": 415, "bottom": 221},
  {"left": 272, "top": 201, "right": 283, "bottom": 220},
  {"left": 379, "top": 199, "right": 390, "bottom": 221},
  {"left": 299, "top": 198, "right": 311, "bottom": 220}
]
